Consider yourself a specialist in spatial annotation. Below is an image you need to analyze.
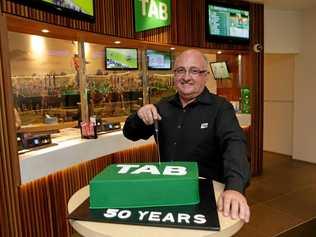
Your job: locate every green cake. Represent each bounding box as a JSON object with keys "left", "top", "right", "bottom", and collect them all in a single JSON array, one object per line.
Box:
[{"left": 89, "top": 162, "right": 200, "bottom": 209}]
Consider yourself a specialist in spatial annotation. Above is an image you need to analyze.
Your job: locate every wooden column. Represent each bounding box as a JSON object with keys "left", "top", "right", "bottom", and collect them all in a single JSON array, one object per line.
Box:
[
  {"left": 249, "top": 3, "right": 264, "bottom": 175},
  {"left": 141, "top": 49, "right": 149, "bottom": 105},
  {"left": 0, "top": 13, "right": 22, "bottom": 237},
  {"left": 78, "top": 41, "right": 89, "bottom": 122}
]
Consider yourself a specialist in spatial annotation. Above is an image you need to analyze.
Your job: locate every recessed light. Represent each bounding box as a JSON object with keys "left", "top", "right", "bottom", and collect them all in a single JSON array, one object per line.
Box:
[
  {"left": 41, "top": 29, "right": 50, "bottom": 33},
  {"left": 170, "top": 47, "right": 175, "bottom": 50},
  {"left": 217, "top": 51, "right": 222, "bottom": 54},
  {"left": 114, "top": 41, "right": 121, "bottom": 44}
]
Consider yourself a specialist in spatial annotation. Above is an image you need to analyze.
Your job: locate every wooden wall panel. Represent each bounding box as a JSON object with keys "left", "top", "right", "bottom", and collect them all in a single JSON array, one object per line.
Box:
[
  {"left": 18, "top": 143, "right": 157, "bottom": 237},
  {"left": 1, "top": 0, "right": 253, "bottom": 50},
  {"left": 0, "top": 12, "right": 22, "bottom": 237}
]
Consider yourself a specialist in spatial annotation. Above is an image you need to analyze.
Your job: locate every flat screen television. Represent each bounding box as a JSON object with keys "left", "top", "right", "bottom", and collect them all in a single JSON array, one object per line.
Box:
[
  {"left": 11, "top": 0, "right": 95, "bottom": 21},
  {"left": 206, "top": 1, "right": 250, "bottom": 43},
  {"left": 105, "top": 48, "right": 138, "bottom": 70},
  {"left": 210, "top": 61, "right": 230, "bottom": 79},
  {"left": 147, "top": 50, "right": 171, "bottom": 70}
]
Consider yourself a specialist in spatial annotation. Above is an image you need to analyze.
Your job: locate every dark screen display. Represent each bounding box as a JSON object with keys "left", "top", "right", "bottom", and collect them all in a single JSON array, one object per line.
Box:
[
  {"left": 206, "top": 2, "right": 250, "bottom": 43},
  {"left": 147, "top": 50, "right": 171, "bottom": 70}
]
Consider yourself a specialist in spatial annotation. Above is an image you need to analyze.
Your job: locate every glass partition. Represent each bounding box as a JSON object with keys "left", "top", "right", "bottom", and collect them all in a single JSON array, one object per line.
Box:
[
  {"left": 8, "top": 32, "right": 181, "bottom": 152},
  {"left": 9, "top": 32, "right": 80, "bottom": 127},
  {"left": 85, "top": 42, "right": 143, "bottom": 124},
  {"left": 148, "top": 72, "right": 175, "bottom": 104}
]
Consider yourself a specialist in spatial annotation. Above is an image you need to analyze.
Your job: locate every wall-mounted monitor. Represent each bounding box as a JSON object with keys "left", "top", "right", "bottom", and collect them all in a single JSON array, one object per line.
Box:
[
  {"left": 206, "top": 1, "right": 250, "bottom": 44},
  {"left": 147, "top": 50, "right": 171, "bottom": 70},
  {"left": 11, "top": 0, "right": 95, "bottom": 21},
  {"left": 105, "top": 48, "right": 138, "bottom": 70},
  {"left": 210, "top": 61, "right": 230, "bottom": 79}
]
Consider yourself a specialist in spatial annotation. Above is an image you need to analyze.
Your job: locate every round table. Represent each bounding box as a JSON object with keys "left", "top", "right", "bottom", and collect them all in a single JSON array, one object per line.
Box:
[{"left": 68, "top": 181, "right": 243, "bottom": 237}]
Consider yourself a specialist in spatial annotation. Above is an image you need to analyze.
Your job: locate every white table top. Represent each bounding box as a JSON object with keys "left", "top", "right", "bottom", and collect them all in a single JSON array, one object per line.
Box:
[
  {"left": 19, "top": 129, "right": 153, "bottom": 184},
  {"left": 68, "top": 181, "right": 244, "bottom": 237}
]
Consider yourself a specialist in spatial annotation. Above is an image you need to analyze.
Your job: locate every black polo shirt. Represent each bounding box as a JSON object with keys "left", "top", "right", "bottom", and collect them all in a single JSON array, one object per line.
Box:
[{"left": 123, "top": 88, "right": 250, "bottom": 193}]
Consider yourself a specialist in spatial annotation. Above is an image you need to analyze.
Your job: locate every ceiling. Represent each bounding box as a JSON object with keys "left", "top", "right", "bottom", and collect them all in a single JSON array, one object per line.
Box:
[{"left": 247, "top": 0, "right": 316, "bottom": 11}]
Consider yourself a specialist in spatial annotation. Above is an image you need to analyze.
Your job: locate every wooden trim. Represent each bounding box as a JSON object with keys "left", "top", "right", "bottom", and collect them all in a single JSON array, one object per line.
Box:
[
  {"left": 249, "top": 3, "right": 264, "bottom": 175},
  {"left": 78, "top": 41, "right": 89, "bottom": 122},
  {"left": 0, "top": 12, "right": 22, "bottom": 237}
]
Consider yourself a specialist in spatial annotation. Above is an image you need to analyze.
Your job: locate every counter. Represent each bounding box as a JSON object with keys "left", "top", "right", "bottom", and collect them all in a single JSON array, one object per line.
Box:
[
  {"left": 19, "top": 114, "right": 251, "bottom": 184},
  {"left": 19, "top": 129, "right": 154, "bottom": 184}
]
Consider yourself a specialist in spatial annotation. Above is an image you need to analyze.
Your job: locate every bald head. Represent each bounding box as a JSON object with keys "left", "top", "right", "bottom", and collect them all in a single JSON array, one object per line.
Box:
[{"left": 174, "top": 49, "right": 209, "bottom": 70}]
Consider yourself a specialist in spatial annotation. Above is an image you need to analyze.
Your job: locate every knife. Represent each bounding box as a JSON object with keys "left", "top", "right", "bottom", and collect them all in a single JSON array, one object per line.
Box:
[{"left": 154, "top": 120, "right": 161, "bottom": 164}]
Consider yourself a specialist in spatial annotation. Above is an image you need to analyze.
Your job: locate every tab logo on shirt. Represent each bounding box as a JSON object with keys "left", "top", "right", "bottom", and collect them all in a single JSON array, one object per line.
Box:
[{"left": 200, "top": 123, "right": 208, "bottom": 129}]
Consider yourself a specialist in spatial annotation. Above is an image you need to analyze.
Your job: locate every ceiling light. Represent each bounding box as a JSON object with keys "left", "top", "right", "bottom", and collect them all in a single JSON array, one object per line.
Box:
[
  {"left": 170, "top": 47, "right": 175, "bottom": 50},
  {"left": 114, "top": 41, "right": 121, "bottom": 44},
  {"left": 217, "top": 51, "right": 222, "bottom": 54},
  {"left": 41, "top": 29, "right": 50, "bottom": 33}
]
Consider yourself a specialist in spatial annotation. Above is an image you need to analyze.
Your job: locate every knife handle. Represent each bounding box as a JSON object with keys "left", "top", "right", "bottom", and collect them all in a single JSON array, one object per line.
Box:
[{"left": 154, "top": 120, "right": 159, "bottom": 133}]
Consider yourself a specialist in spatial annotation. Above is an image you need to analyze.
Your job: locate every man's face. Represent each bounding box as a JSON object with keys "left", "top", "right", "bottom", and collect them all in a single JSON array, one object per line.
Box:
[{"left": 173, "top": 51, "right": 208, "bottom": 101}]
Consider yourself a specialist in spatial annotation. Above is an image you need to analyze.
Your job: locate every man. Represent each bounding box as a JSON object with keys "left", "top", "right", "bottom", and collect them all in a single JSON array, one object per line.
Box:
[{"left": 123, "top": 49, "right": 250, "bottom": 223}]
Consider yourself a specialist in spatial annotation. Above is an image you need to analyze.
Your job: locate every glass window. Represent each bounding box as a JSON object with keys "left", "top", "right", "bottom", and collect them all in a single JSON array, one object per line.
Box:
[
  {"left": 9, "top": 32, "right": 80, "bottom": 127},
  {"left": 148, "top": 72, "right": 175, "bottom": 104},
  {"left": 85, "top": 43, "right": 143, "bottom": 124}
]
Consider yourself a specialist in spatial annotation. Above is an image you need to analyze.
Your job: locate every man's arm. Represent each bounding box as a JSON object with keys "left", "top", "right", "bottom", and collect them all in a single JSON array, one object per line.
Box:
[
  {"left": 123, "top": 104, "right": 161, "bottom": 141},
  {"left": 215, "top": 100, "right": 251, "bottom": 223},
  {"left": 216, "top": 100, "right": 250, "bottom": 192}
]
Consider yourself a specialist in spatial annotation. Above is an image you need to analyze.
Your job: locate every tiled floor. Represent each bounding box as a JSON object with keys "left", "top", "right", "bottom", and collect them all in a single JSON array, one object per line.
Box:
[
  {"left": 235, "top": 151, "right": 316, "bottom": 237},
  {"left": 72, "top": 152, "right": 316, "bottom": 237}
]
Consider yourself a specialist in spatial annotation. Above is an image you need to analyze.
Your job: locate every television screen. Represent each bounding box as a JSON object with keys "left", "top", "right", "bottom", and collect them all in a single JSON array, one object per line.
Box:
[
  {"left": 11, "top": 0, "right": 95, "bottom": 21},
  {"left": 210, "top": 62, "right": 230, "bottom": 79},
  {"left": 147, "top": 50, "right": 171, "bottom": 70},
  {"left": 206, "top": 2, "right": 250, "bottom": 43},
  {"left": 106, "top": 48, "right": 138, "bottom": 70}
]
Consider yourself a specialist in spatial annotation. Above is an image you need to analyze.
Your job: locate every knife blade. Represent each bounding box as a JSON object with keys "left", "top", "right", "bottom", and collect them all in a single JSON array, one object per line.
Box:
[{"left": 154, "top": 120, "right": 161, "bottom": 164}]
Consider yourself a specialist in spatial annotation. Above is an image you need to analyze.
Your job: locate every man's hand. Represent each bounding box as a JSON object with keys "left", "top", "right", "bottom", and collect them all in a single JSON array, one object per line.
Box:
[
  {"left": 137, "top": 104, "right": 162, "bottom": 125},
  {"left": 217, "top": 190, "right": 250, "bottom": 223}
]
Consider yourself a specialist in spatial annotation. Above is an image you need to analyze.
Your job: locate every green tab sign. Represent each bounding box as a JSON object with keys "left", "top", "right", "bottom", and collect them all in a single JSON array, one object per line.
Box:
[{"left": 134, "top": 0, "right": 171, "bottom": 32}]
